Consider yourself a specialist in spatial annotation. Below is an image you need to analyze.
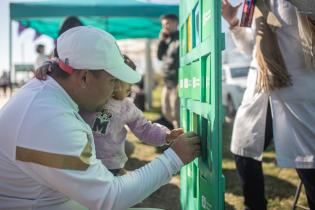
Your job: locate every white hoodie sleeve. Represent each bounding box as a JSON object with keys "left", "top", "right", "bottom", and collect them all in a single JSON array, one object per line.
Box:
[{"left": 17, "top": 147, "right": 182, "bottom": 210}]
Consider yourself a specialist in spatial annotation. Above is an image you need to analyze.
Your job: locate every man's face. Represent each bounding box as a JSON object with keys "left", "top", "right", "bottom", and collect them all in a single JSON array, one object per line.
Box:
[
  {"left": 83, "top": 70, "right": 118, "bottom": 112},
  {"left": 161, "top": 18, "right": 178, "bottom": 34}
]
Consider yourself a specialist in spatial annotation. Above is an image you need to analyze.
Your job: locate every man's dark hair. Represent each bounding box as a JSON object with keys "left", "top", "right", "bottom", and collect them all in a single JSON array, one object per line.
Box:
[
  {"left": 54, "top": 16, "right": 84, "bottom": 57},
  {"left": 160, "top": 14, "right": 179, "bottom": 22},
  {"left": 49, "top": 62, "right": 70, "bottom": 79},
  {"left": 59, "top": 16, "right": 84, "bottom": 36},
  {"left": 48, "top": 62, "right": 103, "bottom": 80}
]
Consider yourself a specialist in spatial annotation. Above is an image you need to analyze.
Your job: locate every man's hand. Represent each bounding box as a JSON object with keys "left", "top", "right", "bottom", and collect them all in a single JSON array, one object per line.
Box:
[
  {"left": 170, "top": 132, "right": 201, "bottom": 165},
  {"left": 222, "top": 0, "right": 242, "bottom": 26}
]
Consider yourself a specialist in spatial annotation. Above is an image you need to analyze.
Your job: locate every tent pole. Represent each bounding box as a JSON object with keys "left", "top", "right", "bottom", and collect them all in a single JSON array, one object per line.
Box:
[
  {"left": 9, "top": 19, "right": 13, "bottom": 84},
  {"left": 144, "top": 39, "right": 153, "bottom": 111}
]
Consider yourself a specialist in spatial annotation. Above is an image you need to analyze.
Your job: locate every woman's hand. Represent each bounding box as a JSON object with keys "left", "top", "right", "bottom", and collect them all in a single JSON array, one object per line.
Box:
[{"left": 222, "top": 0, "right": 242, "bottom": 26}]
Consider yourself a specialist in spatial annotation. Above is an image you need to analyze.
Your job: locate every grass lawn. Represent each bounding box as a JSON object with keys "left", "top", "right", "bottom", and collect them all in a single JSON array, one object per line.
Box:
[
  {"left": 222, "top": 121, "right": 308, "bottom": 210},
  {"left": 125, "top": 86, "right": 309, "bottom": 210}
]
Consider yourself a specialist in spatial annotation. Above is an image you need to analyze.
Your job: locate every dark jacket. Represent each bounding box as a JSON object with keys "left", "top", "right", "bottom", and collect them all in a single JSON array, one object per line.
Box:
[{"left": 157, "top": 31, "right": 179, "bottom": 88}]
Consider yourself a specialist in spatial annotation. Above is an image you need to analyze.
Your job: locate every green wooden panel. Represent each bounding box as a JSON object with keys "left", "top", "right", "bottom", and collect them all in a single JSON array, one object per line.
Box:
[
  {"left": 179, "top": 65, "right": 191, "bottom": 99},
  {"left": 179, "top": 67, "right": 185, "bottom": 98},
  {"left": 179, "top": 0, "right": 224, "bottom": 209},
  {"left": 205, "top": 54, "right": 211, "bottom": 104},
  {"left": 201, "top": 0, "right": 211, "bottom": 41},
  {"left": 190, "top": 60, "right": 201, "bottom": 101},
  {"left": 180, "top": 25, "right": 187, "bottom": 56}
]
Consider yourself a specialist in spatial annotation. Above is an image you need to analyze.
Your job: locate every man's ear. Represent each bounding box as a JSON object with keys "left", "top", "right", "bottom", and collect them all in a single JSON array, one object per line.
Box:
[{"left": 76, "top": 70, "right": 88, "bottom": 88}]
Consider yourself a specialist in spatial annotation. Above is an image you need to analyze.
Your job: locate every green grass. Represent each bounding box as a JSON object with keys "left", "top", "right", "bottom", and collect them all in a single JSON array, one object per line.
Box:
[{"left": 222, "top": 121, "right": 308, "bottom": 210}]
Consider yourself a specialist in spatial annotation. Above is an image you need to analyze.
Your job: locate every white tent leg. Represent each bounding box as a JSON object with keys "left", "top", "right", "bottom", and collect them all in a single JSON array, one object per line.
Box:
[
  {"left": 9, "top": 19, "right": 13, "bottom": 84},
  {"left": 144, "top": 39, "right": 153, "bottom": 111}
]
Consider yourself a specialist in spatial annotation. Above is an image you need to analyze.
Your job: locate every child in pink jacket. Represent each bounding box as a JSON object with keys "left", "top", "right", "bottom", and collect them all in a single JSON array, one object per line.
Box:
[{"left": 36, "top": 55, "right": 182, "bottom": 176}]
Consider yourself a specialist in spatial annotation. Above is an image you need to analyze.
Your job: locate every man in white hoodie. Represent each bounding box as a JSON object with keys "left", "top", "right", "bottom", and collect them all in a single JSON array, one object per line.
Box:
[{"left": 0, "top": 26, "right": 201, "bottom": 210}]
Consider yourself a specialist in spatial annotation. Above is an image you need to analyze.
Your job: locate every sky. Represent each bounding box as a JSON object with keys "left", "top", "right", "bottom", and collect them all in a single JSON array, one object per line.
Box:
[
  {"left": 0, "top": 0, "right": 56, "bottom": 72},
  {"left": 0, "top": 0, "right": 238, "bottom": 73}
]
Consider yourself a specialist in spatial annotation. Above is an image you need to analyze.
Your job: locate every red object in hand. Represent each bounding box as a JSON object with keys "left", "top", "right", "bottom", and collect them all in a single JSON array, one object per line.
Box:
[{"left": 240, "top": 0, "right": 256, "bottom": 27}]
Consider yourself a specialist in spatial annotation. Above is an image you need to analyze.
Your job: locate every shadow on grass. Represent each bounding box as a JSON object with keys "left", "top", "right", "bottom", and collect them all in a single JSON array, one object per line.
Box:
[
  {"left": 225, "top": 202, "right": 237, "bottom": 210},
  {"left": 147, "top": 106, "right": 162, "bottom": 114},
  {"left": 262, "top": 156, "right": 277, "bottom": 164},
  {"left": 125, "top": 156, "right": 181, "bottom": 210},
  {"left": 223, "top": 168, "right": 296, "bottom": 199},
  {"left": 133, "top": 183, "right": 180, "bottom": 210},
  {"left": 134, "top": 184, "right": 236, "bottom": 210},
  {"left": 125, "top": 157, "right": 149, "bottom": 171}
]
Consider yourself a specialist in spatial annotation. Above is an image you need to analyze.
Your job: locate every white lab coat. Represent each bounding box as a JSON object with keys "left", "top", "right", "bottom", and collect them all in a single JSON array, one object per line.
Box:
[{"left": 230, "top": 0, "right": 315, "bottom": 168}]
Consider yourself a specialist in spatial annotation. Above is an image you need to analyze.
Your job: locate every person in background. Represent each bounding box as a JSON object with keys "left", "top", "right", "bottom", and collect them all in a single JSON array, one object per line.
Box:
[
  {"left": 0, "top": 71, "right": 12, "bottom": 97},
  {"left": 157, "top": 14, "right": 180, "bottom": 129},
  {"left": 222, "top": 0, "right": 315, "bottom": 209},
  {"left": 131, "top": 76, "right": 145, "bottom": 111},
  {"left": 34, "top": 44, "right": 49, "bottom": 69}
]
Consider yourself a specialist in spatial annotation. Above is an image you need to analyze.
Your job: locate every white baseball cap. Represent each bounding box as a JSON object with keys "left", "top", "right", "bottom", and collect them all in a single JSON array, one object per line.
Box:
[{"left": 56, "top": 26, "right": 141, "bottom": 84}]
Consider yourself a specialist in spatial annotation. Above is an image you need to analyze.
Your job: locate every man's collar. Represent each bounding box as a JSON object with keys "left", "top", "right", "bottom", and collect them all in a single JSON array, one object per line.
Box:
[{"left": 45, "top": 76, "right": 79, "bottom": 112}]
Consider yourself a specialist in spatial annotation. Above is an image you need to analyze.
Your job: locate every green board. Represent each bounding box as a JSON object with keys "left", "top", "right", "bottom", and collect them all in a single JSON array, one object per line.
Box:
[{"left": 179, "top": 0, "right": 225, "bottom": 209}]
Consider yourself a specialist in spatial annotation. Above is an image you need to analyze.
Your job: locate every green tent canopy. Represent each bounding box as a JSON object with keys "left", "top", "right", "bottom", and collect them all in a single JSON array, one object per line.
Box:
[
  {"left": 17, "top": 17, "right": 162, "bottom": 39},
  {"left": 10, "top": 0, "right": 179, "bottom": 39},
  {"left": 9, "top": 0, "right": 178, "bottom": 107}
]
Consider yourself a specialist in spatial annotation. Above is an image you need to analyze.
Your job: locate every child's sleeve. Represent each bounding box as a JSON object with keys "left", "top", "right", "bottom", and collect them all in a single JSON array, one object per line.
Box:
[{"left": 124, "top": 99, "right": 169, "bottom": 146}]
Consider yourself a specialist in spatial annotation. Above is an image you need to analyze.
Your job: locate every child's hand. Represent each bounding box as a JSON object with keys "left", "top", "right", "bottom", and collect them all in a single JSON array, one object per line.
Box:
[
  {"left": 35, "top": 63, "right": 52, "bottom": 80},
  {"left": 166, "top": 128, "right": 184, "bottom": 144}
]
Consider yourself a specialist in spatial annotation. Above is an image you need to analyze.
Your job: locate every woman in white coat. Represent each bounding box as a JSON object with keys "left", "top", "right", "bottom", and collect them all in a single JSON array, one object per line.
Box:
[{"left": 222, "top": 0, "right": 315, "bottom": 209}]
